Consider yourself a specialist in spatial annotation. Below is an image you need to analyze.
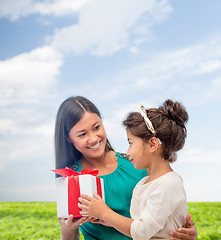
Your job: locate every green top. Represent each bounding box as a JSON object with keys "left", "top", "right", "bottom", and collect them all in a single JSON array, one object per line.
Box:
[{"left": 76, "top": 152, "right": 147, "bottom": 240}]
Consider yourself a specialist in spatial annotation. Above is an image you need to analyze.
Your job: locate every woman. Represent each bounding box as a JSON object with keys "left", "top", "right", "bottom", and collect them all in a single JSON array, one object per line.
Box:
[{"left": 55, "top": 96, "right": 198, "bottom": 240}]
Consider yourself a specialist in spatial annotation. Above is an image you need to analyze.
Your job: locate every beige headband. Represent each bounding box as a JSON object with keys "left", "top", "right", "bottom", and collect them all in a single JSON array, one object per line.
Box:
[{"left": 140, "top": 105, "right": 162, "bottom": 144}]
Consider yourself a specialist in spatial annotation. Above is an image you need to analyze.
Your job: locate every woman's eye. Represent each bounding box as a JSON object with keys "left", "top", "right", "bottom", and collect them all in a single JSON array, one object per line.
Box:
[
  {"left": 78, "top": 133, "right": 86, "bottom": 137},
  {"left": 94, "top": 125, "right": 100, "bottom": 130}
]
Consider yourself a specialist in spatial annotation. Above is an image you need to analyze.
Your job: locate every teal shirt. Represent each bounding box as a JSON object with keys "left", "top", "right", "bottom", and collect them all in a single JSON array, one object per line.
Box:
[{"left": 76, "top": 152, "right": 147, "bottom": 240}]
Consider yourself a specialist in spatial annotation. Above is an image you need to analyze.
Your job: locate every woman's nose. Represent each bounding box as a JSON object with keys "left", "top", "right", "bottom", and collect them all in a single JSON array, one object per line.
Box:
[{"left": 87, "top": 133, "right": 98, "bottom": 144}]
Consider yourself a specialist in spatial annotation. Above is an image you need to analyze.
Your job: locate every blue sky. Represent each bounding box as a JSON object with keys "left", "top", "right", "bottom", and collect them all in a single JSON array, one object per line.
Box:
[{"left": 0, "top": 0, "right": 221, "bottom": 202}]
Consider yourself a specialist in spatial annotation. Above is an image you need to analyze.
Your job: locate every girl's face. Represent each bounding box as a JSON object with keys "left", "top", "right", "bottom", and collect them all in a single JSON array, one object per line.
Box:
[
  {"left": 126, "top": 129, "right": 150, "bottom": 169},
  {"left": 68, "top": 111, "right": 107, "bottom": 160}
]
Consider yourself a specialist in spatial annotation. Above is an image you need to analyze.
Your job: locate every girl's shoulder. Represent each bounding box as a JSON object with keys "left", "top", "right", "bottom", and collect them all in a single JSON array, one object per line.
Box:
[
  {"left": 158, "top": 172, "right": 184, "bottom": 185},
  {"left": 150, "top": 172, "right": 185, "bottom": 196}
]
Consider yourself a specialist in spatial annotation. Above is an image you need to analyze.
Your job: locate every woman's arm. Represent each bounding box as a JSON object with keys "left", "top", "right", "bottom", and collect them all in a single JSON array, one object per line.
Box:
[
  {"left": 169, "top": 214, "right": 198, "bottom": 240},
  {"left": 59, "top": 214, "right": 91, "bottom": 240},
  {"left": 78, "top": 193, "right": 134, "bottom": 238}
]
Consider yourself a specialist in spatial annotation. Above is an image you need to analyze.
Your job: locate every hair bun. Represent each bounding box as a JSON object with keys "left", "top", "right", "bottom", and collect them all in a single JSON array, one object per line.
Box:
[{"left": 161, "top": 99, "right": 188, "bottom": 128}]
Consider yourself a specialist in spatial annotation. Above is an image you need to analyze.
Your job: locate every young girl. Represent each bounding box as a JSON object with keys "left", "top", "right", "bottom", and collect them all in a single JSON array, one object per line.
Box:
[{"left": 78, "top": 99, "right": 189, "bottom": 240}]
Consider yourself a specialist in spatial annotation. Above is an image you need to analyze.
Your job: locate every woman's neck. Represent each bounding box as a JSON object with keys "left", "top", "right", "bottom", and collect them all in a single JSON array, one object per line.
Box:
[{"left": 80, "top": 150, "right": 118, "bottom": 175}]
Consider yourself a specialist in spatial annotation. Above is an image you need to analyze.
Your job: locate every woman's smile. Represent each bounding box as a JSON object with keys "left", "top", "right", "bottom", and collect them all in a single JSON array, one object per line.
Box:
[{"left": 87, "top": 140, "right": 101, "bottom": 150}]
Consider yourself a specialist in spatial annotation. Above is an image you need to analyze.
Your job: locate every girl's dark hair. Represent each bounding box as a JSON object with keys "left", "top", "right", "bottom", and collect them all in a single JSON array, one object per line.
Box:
[
  {"left": 55, "top": 96, "right": 114, "bottom": 170},
  {"left": 123, "top": 99, "right": 188, "bottom": 162}
]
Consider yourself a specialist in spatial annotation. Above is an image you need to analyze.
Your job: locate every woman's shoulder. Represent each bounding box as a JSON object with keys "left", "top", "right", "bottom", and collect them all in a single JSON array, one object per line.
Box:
[
  {"left": 116, "top": 152, "right": 130, "bottom": 160},
  {"left": 116, "top": 152, "right": 147, "bottom": 175},
  {"left": 116, "top": 152, "right": 132, "bottom": 167},
  {"left": 68, "top": 161, "right": 81, "bottom": 171}
]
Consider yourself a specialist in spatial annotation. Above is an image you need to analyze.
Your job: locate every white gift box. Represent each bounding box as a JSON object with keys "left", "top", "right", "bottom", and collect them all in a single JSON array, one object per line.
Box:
[{"left": 53, "top": 168, "right": 105, "bottom": 219}]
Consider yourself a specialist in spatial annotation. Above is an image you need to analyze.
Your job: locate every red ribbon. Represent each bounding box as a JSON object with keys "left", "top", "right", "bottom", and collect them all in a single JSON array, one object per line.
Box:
[{"left": 52, "top": 167, "right": 99, "bottom": 177}]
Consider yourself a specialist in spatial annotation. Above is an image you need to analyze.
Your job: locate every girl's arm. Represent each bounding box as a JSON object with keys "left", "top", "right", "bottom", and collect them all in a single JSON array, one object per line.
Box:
[{"left": 78, "top": 193, "right": 134, "bottom": 237}]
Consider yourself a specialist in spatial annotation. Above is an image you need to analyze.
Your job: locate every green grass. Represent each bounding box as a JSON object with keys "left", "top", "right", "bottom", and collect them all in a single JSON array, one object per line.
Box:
[
  {"left": 0, "top": 202, "right": 220, "bottom": 239},
  {"left": 188, "top": 202, "right": 221, "bottom": 240},
  {"left": 0, "top": 202, "right": 60, "bottom": 240}
]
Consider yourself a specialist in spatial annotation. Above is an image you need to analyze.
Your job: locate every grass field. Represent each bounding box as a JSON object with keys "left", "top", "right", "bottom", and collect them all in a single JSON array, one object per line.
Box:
[{"left": 0, "top": 202, "right": 220, "bottom": 239}]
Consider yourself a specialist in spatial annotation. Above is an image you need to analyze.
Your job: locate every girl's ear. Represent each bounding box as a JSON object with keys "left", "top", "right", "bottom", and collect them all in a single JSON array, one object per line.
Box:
[{"left": 148, "top": 137, "right": 160, "bottom": 153}]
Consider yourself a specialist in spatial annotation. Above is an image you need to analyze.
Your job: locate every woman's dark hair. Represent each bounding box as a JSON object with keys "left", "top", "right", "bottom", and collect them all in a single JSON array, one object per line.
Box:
[
  {"left": 123, "top": 99, "right": 188, "bottom": 162},
  {"left": 55, "top": 96, "right": 114, "bottom": 170}
]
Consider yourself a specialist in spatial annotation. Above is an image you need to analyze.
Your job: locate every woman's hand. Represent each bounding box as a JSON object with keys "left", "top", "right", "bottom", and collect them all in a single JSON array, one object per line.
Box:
[
  {"left": 78, "top": 193, "right": 111, "bottom": 220},
  {"left": 59, "top": 214, "right": 91, "bottom": 240},
  {"left": 170, "top": 214, "right": 198, "bottom": 240}
]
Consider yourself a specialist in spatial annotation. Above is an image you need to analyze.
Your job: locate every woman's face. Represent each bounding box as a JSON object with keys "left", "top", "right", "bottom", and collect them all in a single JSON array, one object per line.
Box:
[
  {"left": 68, "top": 111, "right": 107, "bottom": 159},
  {"left": 126, "top": 129, "right": 150, "bottom": 169}
]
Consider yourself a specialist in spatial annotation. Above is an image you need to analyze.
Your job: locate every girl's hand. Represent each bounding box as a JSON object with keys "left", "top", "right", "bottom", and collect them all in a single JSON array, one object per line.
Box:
[
  {"left": 78, "top": 193, "right": 110, "bottom": 220},
  {"left": 90, "top": 218, "right": 113, "bottom": 227},
  {"left": 59, "top": 214, "right": 91, "bottom": 240},
  {"left": 169, "top": 214, "right": 198, "bottom": 240}
]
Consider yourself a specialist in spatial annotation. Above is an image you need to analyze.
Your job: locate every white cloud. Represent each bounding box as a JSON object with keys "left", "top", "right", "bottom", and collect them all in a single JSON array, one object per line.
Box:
[
  {"left": 123, "top": 38, "right": 221, "bottom": 88},
  {"left": 0, "top": 0, "right": 172, "bottom": 55},
  {"left": 196, "top": 60, "right": 221, "bottom": 74},
  {"left": 50, "top": 0, "right": 172, "bottom": 55},
  {"left": 184, "top": 180, "right": 221, "bottom": 202},
  {"left": 0, "top": 134, "right": 54, "bottom": 170},
  {"left": 0, "top": 46, "right": 62, "bottom": 170},
  {"left": 32, "top": 0, "right": 89, "bottom": 16},
  {"left": 179, "top": 148, "right": 221, "bottom": 163},
  {"left": 0, "top": 46, "right": 62, "bottom": 106},
  {"left": 0, "top": 0, "right": 89, "bottom": 21},
  {"left": 0, "top": 116, "right": 54, "bottom": 138},
  {"left": 166, "top": 148, "right": 221, "bottom": 201},
  {"left": 0, "top": 0, "right": 32, "bottom": 21},
  {"left": 82, "top": 35, "right": 221, "bottom": 103},
  {"left": 204, "top": 77, "right": 221, "bottom": 101}
]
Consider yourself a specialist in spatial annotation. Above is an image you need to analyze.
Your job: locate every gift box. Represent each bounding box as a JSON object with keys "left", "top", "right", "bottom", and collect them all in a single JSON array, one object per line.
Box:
[{"left": 52, "top": 167, "right": 105, "bottom": 219}]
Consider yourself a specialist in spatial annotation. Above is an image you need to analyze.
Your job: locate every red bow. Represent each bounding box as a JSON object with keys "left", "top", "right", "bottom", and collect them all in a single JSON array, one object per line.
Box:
[{"left": 52, "top": 167, "right": 99, "bottom": 177}]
